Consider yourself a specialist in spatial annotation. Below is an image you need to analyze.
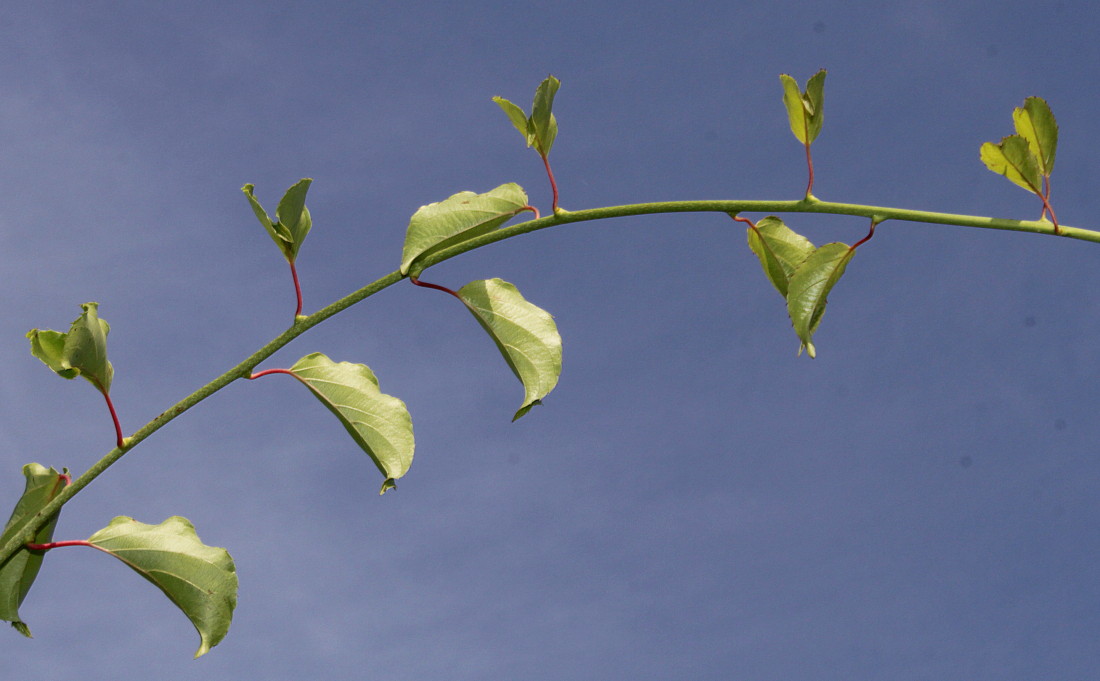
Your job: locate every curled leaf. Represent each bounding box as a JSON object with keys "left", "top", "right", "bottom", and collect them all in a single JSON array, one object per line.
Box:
[
  {"left": 242, "top": 179, "right": 313, "bottom": 262},
  {"left": 400, "top": 183, "right": 529, "bottom": 276},
  {"left": 786, "top": 242, "right": 855, "bottom": 359},
  {"left": 779, "top": 70, "right": 826, "bottom": 145},
  {"left": 457, "top": 278, "right": 562, "bottom": 421},
  {"left": 27, "top": 302, "right": 114, "bottom": 393},
  {"left": 0, "top": 464, "right": 69, "bottom": 637},
  {"left": 980, "top": 135, "right": 1043, "bottom": 195},
  {"left": 746, "top": 216, "right": 816, "bottom": 297},
  {"left": 288, "top": 353, "right": 415, "bottom": 493},
  {"left": 86, "top": 516, "right": 237, "bottom": 658}
]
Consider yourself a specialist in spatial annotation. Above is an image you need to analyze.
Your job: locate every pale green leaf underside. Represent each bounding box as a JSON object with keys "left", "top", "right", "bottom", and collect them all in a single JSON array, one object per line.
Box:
[
  {"left": 746, "top": 216, "right": 816, "bottom": 297},
  {"left": 786, "top": 242, "right": 855, "bottom": 359},
  {"left": 27, "top": 302, "right": 113, "bottom": 393},
  {"left": 87, "top": 516, "right": 237, "bottom": 658},
  {"left": 1012, "top": 96, "right": 1057, "bottom": 176},
  {"left": 0, "top": 464, "right": 67, "bottom": 637},
  {"left": 980, "top": 135, "right": 1043, "bottom": 194},
  {"left": 458, "top": 278, "right": 562, "bottom": 421},
  {"left": 289, "top": 353, "right": 415, "bottom": 493},
  {"left": 400, "top": 183, "right": 529, "bottom": 276}
]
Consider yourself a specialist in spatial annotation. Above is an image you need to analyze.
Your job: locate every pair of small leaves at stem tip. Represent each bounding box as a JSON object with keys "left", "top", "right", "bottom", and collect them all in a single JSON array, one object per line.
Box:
[
  {"left": 745, "top": 215, "right": 855, "bottom": 359},
  {"left": 243, "top": 178, "right": 313, "bottom": 263},
  {"left": 780, "top": 69, "right": 826, "bottom": 147},
  {"left": 0, "top": 466, "right": 237, "bottom": 658},
  {"left": 493, "top": 75, "right": 560, "bottom": 158},
  {"left": 27, "top": 302, "right": 113, "bottom": 395},
  {"left": 980, "top": 97, "right": 1058, "bottom": 223}
]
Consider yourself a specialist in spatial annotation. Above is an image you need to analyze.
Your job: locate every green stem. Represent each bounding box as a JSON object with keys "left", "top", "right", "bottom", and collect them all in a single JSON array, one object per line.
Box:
[{"left": 1, "top": 197, "right": 1095, "bottom": 567}]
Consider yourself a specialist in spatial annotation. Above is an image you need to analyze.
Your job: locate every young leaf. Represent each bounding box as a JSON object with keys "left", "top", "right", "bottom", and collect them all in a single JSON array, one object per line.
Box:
[
  {"left": 86, "top": 516, "right": 237, "bottom": 658},
  {"left": 242, "top": 178, "right": 314, "bottom": 262},
  {"left": 400, "top": 183, "right": 530, "bottom": 276},
  {"left": 746, "top": 216, "right": 816, "bottom": 297},
  {"left": 980, "top": 135, "right": 1043, "bottom": 195},
  {"left": 457, "top": 278, "right": 562, "bottom": 421},
  {"left": 287, "top": 353, "right": 415, "bottom": 494},
  {"left": 0, "top": 464, "right": 68, "bottom": 637},
  {"left": 492, "top": 96, "right": 534, "bottom": 145},
  {"left": 1012, "top": 96, "right": 1057, "bottom": 177},
  {"left": 779, "top": 69, "right": 826, "bottom": 145},
  {"left": 786, "top": 243, "right": 855, "bottom": 359},
  {"left": 27, "top": 302, "right": 114, "bottom": 393},
  {"left": 492, "top": 75, "right": 561, "bottom": 156},
  {"left": 529, "top": 75, "right": 560, "bottom": 156}
]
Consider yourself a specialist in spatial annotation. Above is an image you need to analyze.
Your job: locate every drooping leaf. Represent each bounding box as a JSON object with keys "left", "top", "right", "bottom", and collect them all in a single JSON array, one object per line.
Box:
[
  {"left": 400, "top": 183, "right": 529, "bottom": 276},
  {"left": 288, "top": 353, "right": 415, "bottom": 494},
  {"left": 1012, "top": 97, "right": 1057, "bottom": 177},
  {"left": 0, "top": 464, "right": 69, "bottom": 637},
  {"left": 746, "top": 216, "right": 817, "bottom": 297},
  {"left": 529, "top": 75, "right": 560, "bottom": 156},
  {"left": 27, "top": 302, "right": 114, "bottom": 393},
  {"left": 86, "top": 516, "right": 237, "bottom": 658},
  {"left": 492, "top": 96, "right": 534, "bottom": 145},
  {"left": 980, "top": 135, "right": 1043, "bottom": 195},
  {"left": 786, "top": 242, "right": 855, "bottom": 359},
  {"left": 242, "top": 178, "right": 314, "bottom": 262},
  {"left": 779, "top": 69, "right": 826, "bottom": 145},
  {"left": 457, "top": 278, "right": 562, "bottom": 421}
]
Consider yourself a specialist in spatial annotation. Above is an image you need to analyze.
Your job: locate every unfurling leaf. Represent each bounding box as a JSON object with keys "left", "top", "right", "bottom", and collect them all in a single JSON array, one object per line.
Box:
[
  {"left": 0, "top": 464, "right": 69, "bottom": 637},
  {"left": 27, "top": 302, "right": 114, "bottom": 394},
  {"left": 86, "top": 516, "right": 237, "bottom": 658},
  {"left": 242, "top": 178, "right": 314, "bottom": 262},
  {"left": 457, "top": 278, "right": 562, "bottom": 421},
  {"left": 980, "top": 135, "right": 1043, "bottom": 195},
  {"left": 746, "top": 216, "right": 816, "bottom": 297},
  {"left": 492, "top": 75, "right": 561, "bottom": 156},
  {"left": 1012, "top": 97, "right": 1057, "bottom": 177},
  {"left": 288, "top": 353, "right": 415, "bottom": 493},
  {"left": 786, "top": 242, "right": 855, "bottom": 359},
  {"left": 779, "top": 70, "right": 826, "bottom": 145},
  {"left": 400, "top": 183, "right": 530, "bottom": 277}
]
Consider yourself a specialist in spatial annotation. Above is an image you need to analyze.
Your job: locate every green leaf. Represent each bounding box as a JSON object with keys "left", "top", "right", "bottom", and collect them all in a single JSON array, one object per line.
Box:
[
  {"left": 1012, "top": 96, "right": 1057, "bottom": 177},
  {"left": 27, "top": 302, "right": 114, "bottom": 393},
  {"left": 242, "top": 179, "right": 313, "bottom": 262},
  {"left": 0, "top": 464, "right": 69, "bottom": 637},
  {"left": 746, "top": 216, "right": 816, "bottom": 297},
  {"left": 530, "top": 75, "right": 560, "bottom": 156},
  {"left": 275, "top": 178, "right": 313, "bottom": 256},
  {"left": 288, "top": 353, "right": 415, "bottom": 493},
  {"left": 492, "top": 96, "right": 535, "bottom": 146},
  {"left": 86, "top": 516, "right": 237, "bottom": 658},
  {"left": 779, "top": 69, "right": 826, "bottom": 145},
  {"left": 786, "top": 242, "right": 855, "bottom": 359},
  {"left": 980, "top": 135, "right": 1043, "bottom": 195},
  {"left": 457, "top": 278, "right": 562, "bottom": 421},
  {"left": 492, "top": 76, "right": 561, "bottom": 157},
  {"left": 400, "top": 183, "right": 530, "bottom": 276}
]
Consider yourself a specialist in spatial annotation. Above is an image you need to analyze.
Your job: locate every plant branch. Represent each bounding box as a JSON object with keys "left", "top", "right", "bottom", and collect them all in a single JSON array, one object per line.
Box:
[{"left": 2, "top": 196, "right": 1096, "bottom": 567}]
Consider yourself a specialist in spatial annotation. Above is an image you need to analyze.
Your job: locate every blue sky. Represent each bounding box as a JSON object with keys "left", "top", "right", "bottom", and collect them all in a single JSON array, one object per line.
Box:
[{"left": 3, "top": 2, "right": 1100, "bottom": 679}]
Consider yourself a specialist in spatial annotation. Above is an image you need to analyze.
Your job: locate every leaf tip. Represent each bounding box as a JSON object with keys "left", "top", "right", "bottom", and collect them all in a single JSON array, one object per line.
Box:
[
  {"left": 379, "top": 478, "right": 397, "bottom": 495},
  {"left": 512, "top": 400, "right": 541, "bottom": 422},
  {"left": 10, "top": 620, "right": 32, "bottom": 638}
]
